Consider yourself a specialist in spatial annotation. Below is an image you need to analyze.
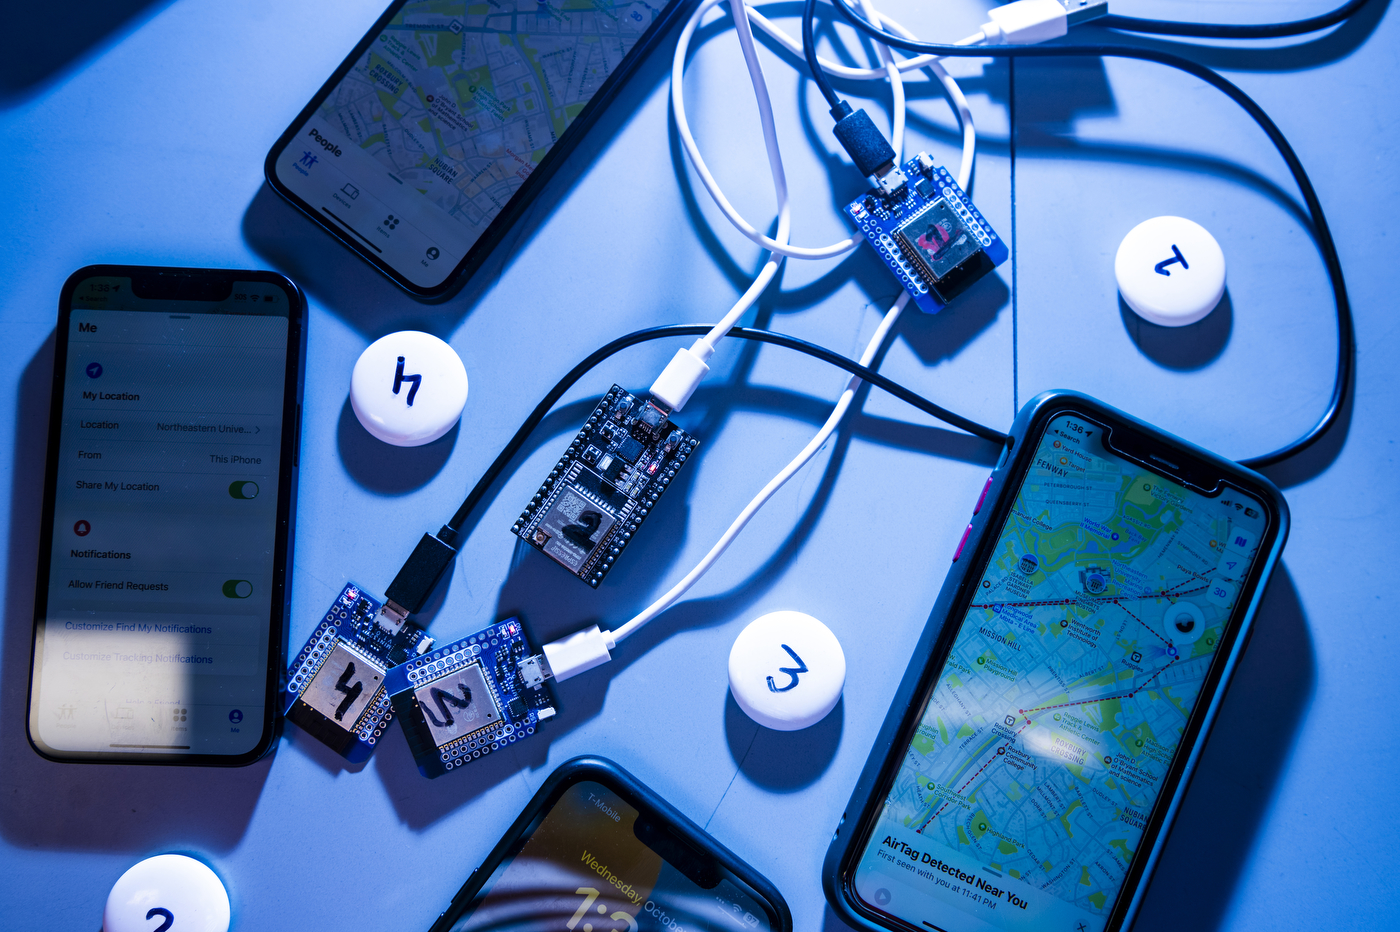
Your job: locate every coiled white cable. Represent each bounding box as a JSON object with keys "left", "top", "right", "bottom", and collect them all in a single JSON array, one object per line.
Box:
[
  {"left": 540, "top": 0, "right": 981, "bottom": 677},
  {"left": 671, "top": 0, "right": 978, "bottom": 268}
]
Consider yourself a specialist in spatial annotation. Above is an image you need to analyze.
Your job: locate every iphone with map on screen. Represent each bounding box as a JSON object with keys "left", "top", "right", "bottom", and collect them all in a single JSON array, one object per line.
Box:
[
  {"left": 265, "top": 0, "right": 694, "bottom": 298},
  {"left": 822, "top": 390, "right": 1289, "bottom": 932}
]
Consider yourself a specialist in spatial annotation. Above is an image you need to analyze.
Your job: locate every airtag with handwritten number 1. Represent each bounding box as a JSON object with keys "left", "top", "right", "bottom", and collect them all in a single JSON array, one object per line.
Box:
[{"left": 1116, "top": 216, "right": 1226, "bottom": 327}]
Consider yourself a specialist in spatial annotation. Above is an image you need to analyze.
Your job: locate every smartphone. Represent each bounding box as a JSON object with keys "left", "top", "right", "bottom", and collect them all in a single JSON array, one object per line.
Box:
[
  {"left": 265, "top": 0, "right": 694, "bottom": 298},
  {"left": 429, "top": 756, "right": 792, "bottom": 932},
  {"left": 26, "top": 266, "right": 307, "bottom": 765},
  {"left": 823, "top": 391, "right": 1289, "bottom": 932}
]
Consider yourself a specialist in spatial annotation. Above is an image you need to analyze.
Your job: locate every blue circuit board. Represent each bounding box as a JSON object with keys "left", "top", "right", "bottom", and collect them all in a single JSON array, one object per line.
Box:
[
  {"left": 283, "top": 582, "right": 434, "bottom": 762},
  {"left": 845, "top": 152, "right": 1009, "bottom": 314},
  {"left": 385, "top": 616, "right": 557, "bottom": 779}
]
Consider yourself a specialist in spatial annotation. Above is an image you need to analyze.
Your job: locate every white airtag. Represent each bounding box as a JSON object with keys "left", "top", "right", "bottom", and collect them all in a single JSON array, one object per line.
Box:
[
  {"left": 1161, "top": 600, "right": 1206, "bottom": 645},
  {"left": 728, "top": 611, "right": 845, "bottom": 731},
  {"left": 1115, "top": 216, "right": 1226, "bottom": 327},
  {"left": 350, "top": 331, "right": 468, "bottom": 446},
  {"left": 103, "top": 854, "right": 230, "bottom": 932}
]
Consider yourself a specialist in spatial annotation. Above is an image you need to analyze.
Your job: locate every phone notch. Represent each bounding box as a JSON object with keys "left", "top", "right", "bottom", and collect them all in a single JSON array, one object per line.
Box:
[
  {"left": 1101, "top": 420, "right": 1223, "bottom": 495},
  {"left": 634, "top": 814, "right": 723, "bottom": 889}
]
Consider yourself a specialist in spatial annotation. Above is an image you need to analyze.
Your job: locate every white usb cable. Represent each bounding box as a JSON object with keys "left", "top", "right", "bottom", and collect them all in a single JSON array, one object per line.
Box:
[
  {"left": 654, "top": 0, "right": 977, "bottom": 411},
  {"left": 543, "top": 290, "right": 911, "bottom": 680},
  {"left": 544, "top": 0, "right": 950, "bottom": 680}
]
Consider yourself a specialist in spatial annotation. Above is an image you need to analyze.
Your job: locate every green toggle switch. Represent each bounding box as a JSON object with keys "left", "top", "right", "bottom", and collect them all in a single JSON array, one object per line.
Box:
[
  {"left": 229, "top": 480, "right": 259, "bottom": 499},
  {"left": 222, "top": 580, "right": 253, "bottom": 599}
]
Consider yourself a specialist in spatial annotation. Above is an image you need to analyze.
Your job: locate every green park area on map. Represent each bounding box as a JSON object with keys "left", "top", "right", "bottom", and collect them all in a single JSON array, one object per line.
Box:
[
  {"left": 318, "top": 0, "right": 658, "bottom": 240},
  {"left": 877, "top": 418, "right": 1261, "bottom": 917}
]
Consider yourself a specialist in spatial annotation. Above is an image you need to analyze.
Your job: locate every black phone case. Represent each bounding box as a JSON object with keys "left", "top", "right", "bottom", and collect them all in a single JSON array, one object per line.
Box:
[
  {"left": 263, "top": 0, "right": 698, "bottom": 300},
  {"left": 429, "top": 755, "right": 793, "bottom": 932},
  {"left": 821, "top": 390, "right": 1290, "bottom": 932},
  {"left": 26, "top": 265, "right": 307, "bottom": 767}
]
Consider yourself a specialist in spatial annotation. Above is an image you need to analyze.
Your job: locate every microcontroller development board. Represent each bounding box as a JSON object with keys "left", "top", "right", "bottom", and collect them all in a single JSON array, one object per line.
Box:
[
  {"left": 512, "top": 385, "right": 697, "bottom": 586},
  {"left": 385, "top": 617, "right": 557, "bottom": 778},
  {"left": 846, "top": 151, "right": 1008, "bottom": 315},
  {"left": 284, "top": 582, "right": 433, "bottom": 762}
]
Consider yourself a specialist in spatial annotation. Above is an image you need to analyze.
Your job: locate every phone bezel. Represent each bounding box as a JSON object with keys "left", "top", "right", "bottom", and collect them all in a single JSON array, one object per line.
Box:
[
  {"left": 428, "top": 756, "right": 793, "bottom": 932},
  {"left": 823, "top": 391, "right": 1290, "bottom": 932},
  {"left": 26, "top": 265, "right": 308, "bottom": 767},
  {"left": 264, "top": 0, "right": 697, "bottom": 300}
]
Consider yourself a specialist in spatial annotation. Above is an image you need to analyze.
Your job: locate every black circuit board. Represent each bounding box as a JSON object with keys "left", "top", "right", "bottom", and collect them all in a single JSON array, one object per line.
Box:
[
  {"left": 283, "top": 582, "right": 433, "bottom": 762},
  {"left": 511, "top": 385, "right": 697, "bottom": 587},
  {"left": 384, "top": 617, "right": 557, "bottom": 779}
]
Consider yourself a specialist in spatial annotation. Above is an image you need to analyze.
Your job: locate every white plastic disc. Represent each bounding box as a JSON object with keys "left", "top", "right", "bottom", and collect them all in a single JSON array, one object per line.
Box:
[
  {"left": 1115, "top": 216, "right": 1226, "bottom": 327},
  {"left": 350, "top": 331, "right": 468, "bottom": 446},
  {"left": 1161, "top": 600, "right": 1206, "bottom": 645},
  {"left": 728, "top": 611, "right": 845, "bottom": 731},
  {"left": 103, "top": 854, "right": 230, "bottom": 932}
]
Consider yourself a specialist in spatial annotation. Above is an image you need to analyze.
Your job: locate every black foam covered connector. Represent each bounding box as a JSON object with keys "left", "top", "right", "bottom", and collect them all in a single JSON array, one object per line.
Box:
[
  {"left": 384, "top": 531, "right": 458, "bottom": 613},
  {"left": 831, "top": 103, "right": 895, "bottom": 178}
]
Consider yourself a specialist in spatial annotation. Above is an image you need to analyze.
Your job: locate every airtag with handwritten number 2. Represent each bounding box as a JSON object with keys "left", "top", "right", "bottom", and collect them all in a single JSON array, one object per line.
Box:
[
  {"left": 103, "top": 854, "right": 230, "bottom": 932},
  {"left": 728, "top": 611, "right": 845, "bottom": 731},
  {"left": 1115, "top": 216, "right": 1226, "bottom": 327}
]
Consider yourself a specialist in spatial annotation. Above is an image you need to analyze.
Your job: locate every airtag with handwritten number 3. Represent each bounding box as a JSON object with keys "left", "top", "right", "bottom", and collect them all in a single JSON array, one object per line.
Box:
[{"left": 728, "top": 611, "right": 845, "bottom": 731}]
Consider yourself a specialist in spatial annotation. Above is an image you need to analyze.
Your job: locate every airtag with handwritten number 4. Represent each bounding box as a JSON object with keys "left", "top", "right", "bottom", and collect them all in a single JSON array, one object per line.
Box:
[{"left": 350, "top": 330, "right": 468, "bottom": 446}]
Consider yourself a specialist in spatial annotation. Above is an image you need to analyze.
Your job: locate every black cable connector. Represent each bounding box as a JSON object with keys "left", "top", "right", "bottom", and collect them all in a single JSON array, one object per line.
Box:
[
  {"left": 802, "top": 0, "right": 901, "bottom": 192},
  {"left": 830, "top": 101, "right": 896, "bottom": 178},
  {"left": 383, "top": 526, "right": 459, "bottom": 615}
]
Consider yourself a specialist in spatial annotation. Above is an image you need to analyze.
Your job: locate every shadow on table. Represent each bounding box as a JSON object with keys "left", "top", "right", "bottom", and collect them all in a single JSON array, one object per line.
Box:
[
  {"left": 0, "top": 334, "right": 270, "bottom": 854},
  {"left": 1136, "top": 563, "right": 1315, "bottom": 929},
  {"left": 1120, "top": 290, "right": 1233, "bottom": 371},
  {"left": 724, "top": 693, "right": 844, "bottom": 792},
  {"left": 336, "top": 397, "right": 459, "bottom": 494},
  {"left": 0, "top": 0, "right": 171, "bottom": 108},
  {"left": 241, "top": 184, "right": 475, "bottom": 338}
]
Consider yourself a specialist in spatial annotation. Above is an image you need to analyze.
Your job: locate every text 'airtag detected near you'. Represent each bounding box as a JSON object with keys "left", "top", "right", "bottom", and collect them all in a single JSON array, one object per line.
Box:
[{"left": 350, "top": 331, "right": 468, "bottom": 446}]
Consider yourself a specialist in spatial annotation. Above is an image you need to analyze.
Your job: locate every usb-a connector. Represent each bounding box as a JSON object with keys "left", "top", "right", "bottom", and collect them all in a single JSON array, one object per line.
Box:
[
  {"left": 980, "top": 0, "right": 1108, "bottom": 44},
  {"left": 1058, "top": 0, "right": 1109, "bottom": 27}
]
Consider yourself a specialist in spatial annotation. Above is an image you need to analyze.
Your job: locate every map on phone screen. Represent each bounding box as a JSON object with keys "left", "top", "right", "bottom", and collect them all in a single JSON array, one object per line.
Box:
[
  {"left": 853, "top": 415, "right": 1268, "bottom": 932},
  {"left": 274, "top": 0, "right": 665, "bottom": 287}
]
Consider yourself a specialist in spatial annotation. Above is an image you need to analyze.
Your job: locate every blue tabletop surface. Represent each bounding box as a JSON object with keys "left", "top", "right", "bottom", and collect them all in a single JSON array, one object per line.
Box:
[{"left": 2, "top": 0, "right": 1397, "bottom": 929}]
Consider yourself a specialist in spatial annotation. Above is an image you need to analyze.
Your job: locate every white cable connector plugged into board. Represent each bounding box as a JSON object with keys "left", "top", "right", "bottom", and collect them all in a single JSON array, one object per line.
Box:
[
  {"left": 532, "top": 291, "right": 911, "bottom": 685},
  {"left": 649, "top": 342, "right": 713, "bottom": 412}
]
